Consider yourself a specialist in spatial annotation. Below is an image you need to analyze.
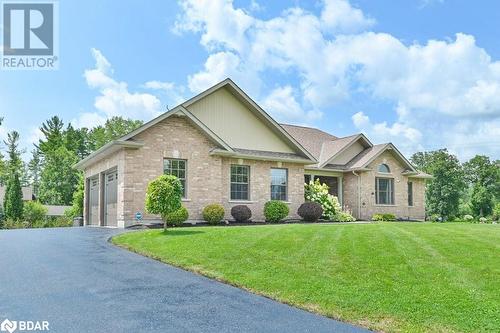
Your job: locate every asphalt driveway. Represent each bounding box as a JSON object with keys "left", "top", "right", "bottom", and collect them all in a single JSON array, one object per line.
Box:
[{"left": 0, "top": 227, "right": 370, "bottom": 332}]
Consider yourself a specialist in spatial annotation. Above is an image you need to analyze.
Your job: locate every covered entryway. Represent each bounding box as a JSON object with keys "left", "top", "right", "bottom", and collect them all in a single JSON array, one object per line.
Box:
[
  {"left": 104, "top": 170, "right": 118, "bottom": 227},
  {"left": 305, "top": 173, "right": 343, "bottom": 205},
  {"left": 88, "top": 177, "right": 100, "bottom": 225}
]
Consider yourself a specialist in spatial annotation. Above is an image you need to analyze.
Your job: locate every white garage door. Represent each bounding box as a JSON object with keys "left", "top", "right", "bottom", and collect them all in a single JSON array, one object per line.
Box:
[
  {"left": 104, "top": 171, "right": 118, "bottom": 227},
  {"left": 88, "top": 177, "right": 99, "bottom": 226}
]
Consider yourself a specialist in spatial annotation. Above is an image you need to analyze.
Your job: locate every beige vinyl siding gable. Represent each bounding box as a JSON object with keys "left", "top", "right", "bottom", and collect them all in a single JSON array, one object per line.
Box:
[
  {"left": 329, "top": 141, "right": 365, "bottom": 165},
  {"left": 186, "top": 87, "right": 296, "bottom": 153}
]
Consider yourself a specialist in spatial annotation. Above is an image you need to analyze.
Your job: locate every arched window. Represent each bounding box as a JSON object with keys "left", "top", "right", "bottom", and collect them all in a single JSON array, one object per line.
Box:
[{"left": 378, "top": 164, "right": 390, "bottom": 173}]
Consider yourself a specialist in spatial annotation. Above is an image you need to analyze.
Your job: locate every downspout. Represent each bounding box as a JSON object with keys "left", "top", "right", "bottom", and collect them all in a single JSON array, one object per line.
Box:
[{"left": 352, "top": 171, "right": 361, "bottom": 220}]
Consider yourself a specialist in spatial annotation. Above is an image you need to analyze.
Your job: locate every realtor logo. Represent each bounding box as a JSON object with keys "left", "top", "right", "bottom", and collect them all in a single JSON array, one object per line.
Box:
[
  {"left": 0, "top": 319, "right": 17, "bottom": 333},
  {"left": 1, "top": 1, "right": 59, "bottom": 69}
]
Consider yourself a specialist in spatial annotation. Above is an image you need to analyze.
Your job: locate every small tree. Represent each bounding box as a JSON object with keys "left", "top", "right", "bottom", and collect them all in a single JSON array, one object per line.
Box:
[
  {"left": 145, "top": 175, "right": 182, "bottom": 230},
  {"left": 4, "top": 173, "right": 24, "bottom": 220}
]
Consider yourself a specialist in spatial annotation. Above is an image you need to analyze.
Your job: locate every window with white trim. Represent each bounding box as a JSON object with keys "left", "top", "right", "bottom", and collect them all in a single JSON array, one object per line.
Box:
[
  {"left": 375, "top": 177, "right": 394, "bottom": 205},
  {"left": 163, "top": 159, "right": 187, "bottom": 198},
  {"left": 378, "top": 163, "right": 391, "bottom": 173},
  {"left": 271, "top": 168, "right": 288, "bottom": 201},
  {"left": 230, "top": 165, "right": 250, "bottom": 200}
]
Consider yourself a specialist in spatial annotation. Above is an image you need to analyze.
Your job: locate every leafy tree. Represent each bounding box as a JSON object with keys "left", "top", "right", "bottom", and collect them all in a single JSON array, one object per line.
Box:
[
  {"left": 411, "top": 149, "right": 465, "bottom": 220},
  {"left": 3, "top": 173, "right": 23, "bottom": 220},
  {"left": 88, "top": 116, "right": 143, "bottom": 150},
  {"left": 65, "top": 124, "right": 91, "bottom": 159},
  {"left": 470, "top": 183, "right": 494, "bottom": 217},
  {"left": 68, "top": 175, "right": 84, "bottom": 217},
  {"left": 145, "top": 175, "right": 182, "bottom": 230},
  {"left": 38, "top": 146, "right": 79, "bottom": 205},
  {"left": 463, "top": 155, "right": 500, "bottom": 216}
]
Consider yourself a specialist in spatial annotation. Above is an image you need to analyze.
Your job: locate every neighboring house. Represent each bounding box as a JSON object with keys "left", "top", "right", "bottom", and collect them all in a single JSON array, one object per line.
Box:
[
  {"left": 75, "top": 78, "right": 431, "bottom": 227},
  {"left": 0, "top": 185, "right": 35, "bottom": 204},
  {"left": 0, "top": 186, "right": 70, "bottom": 216}
]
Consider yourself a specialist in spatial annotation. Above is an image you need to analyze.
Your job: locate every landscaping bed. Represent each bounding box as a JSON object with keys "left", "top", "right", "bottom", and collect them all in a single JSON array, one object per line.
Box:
[{"left": 112, "top": 222, "right": 499, "bottom": 333}]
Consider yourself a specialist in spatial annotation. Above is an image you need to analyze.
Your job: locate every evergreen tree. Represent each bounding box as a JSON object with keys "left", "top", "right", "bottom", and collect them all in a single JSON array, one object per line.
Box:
[
  {"left": 28, "top": 149, "right": 42, "bottom": 197},
  {"left": 37, "top": 116, "right": 65, "bottom": 155},
  {"left": 3, "top": 173, "right": 23, "bottom": 220}
]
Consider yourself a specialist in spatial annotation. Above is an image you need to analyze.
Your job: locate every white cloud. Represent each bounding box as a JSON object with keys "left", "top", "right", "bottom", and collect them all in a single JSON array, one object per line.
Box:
[
  {"left": 143, "top": 80, "right": 186, "bottom": 106},
  {"left": 320, "top": 0, "right": 375, "bottom": 34},
  {"left": 70, "top": 112, "right": 107, "bottom": 129},
  {"left": 174, "top": 0, "right": 500, "bottom": 159},
  {"left": 262, "top": 86, "right": 321, "bottom": 123},
  {"left": 83, "top": 48, "right": 162, "bottom": 120}
]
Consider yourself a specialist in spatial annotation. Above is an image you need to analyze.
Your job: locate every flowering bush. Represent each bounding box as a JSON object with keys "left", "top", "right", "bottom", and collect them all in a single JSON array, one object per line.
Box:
[
  {"left": 463, "top": 214, "right": 474, "bottom": 222},
  {"left": 304, "top": 179, "right": 341, "bottom": 219},
  {"left": 334, "top": 211, "right": 356, "bottom": 222},
  {"left": 479, "top": 217, "right": 487, "bottom": 223}
]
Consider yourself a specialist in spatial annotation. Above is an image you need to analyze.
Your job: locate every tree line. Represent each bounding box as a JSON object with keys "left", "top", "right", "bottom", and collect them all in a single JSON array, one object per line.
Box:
[
  {"left": 0, "top": 116, "right": 142, "bottom": 223},
  {"left": 411, "top": 149, "right": 500, "bottom": 221}
]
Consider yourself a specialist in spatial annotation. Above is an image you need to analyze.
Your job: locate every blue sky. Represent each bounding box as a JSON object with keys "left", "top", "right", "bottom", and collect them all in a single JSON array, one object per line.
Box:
[{"left": 1, "top": 0, "right": 499, "bottom": 161}]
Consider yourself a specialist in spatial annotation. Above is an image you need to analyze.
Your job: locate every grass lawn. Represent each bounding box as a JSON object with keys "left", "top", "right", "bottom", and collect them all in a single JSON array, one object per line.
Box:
[{"left": 112, "top": 223, "right": 499, "bottom": 332}]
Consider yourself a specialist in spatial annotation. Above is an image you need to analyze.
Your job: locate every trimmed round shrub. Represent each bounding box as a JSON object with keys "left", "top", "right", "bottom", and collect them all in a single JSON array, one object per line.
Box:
[
  {"left": 231, "top": 205, "right": 252, "bottom": 222},
  {"left": 165, "top": 206, "right": 189, "bottom": 227},
  {"left": 145, "top": 175, "right": 183, "bottom": 229},
  {"left": 203, "top": 204, "right": 225, "bottom": 225},
  {"left": 297, "top": 202, "right": 323, "bottom": 222},
  {"left": 264, "top": 200, "right": 289, "bottom": 223}
]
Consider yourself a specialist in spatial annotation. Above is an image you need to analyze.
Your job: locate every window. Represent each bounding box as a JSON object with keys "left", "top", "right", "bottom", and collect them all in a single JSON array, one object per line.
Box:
[
  {"left": 271, "top": 168, "right": 288, "bottom": 201},
  {"left": 163, "top": 159, "right": 187, "bottom": 198},
  {"left": 408, "top": 181, "right": 413, "bottom": 206},
  {"left": 376, "top": 177, "right": 394, "bottom": 205},
  {"left": 231, "top": 165, "right": 250, "bottom": 200},
  {"left": 378, "top": 163, "right": 391, "bottom": 173}
]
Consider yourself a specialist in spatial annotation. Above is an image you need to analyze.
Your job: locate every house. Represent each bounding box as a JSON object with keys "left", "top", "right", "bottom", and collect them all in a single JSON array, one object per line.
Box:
[
  {"left": 0, "top": 185, "right": 35, "bottom": 203},
  {"left": 75, "top": 78, "right": 431, "bottom": 227}
]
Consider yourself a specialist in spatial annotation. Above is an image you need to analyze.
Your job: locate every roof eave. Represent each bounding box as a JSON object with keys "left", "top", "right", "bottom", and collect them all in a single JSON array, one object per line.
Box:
[
  {"left": 74, "top": 140, "right": 144, "bottom": 170},
  {"left": 210, "top": 149, "right": 315, "bottom": 164}
]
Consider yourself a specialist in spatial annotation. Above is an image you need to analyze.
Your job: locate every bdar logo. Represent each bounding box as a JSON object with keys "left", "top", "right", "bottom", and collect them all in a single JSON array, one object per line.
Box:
[{"left": 0, "top": 319, "right": 17, "bottom": 333}]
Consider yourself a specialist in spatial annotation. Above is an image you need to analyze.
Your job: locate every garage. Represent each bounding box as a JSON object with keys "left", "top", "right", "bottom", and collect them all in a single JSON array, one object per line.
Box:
[
  {"left": 104, "top": 170, "right": 118, "bottom": 227},
  {"left": 88, "top": 177, "right": 99, "bottom": 225}
]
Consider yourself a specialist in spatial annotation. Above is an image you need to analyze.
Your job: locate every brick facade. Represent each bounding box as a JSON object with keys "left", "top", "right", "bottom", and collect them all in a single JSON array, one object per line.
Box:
[
  {"left": 342, "top": 151, "right": 426, "bottom": 220},
  {"left": 83, "top": 115, "right": 304, "bottom": 227}
]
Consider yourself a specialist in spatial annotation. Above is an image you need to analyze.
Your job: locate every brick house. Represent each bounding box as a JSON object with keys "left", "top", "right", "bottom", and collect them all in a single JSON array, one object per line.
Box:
[{"left": 75, "top": 78, "right": 431, "bottom": 227}]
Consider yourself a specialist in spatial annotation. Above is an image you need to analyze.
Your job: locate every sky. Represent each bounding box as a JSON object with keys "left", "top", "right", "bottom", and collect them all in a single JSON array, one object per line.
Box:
[{"left": 1, "top": 0, "right": 500, "bottom": 161}]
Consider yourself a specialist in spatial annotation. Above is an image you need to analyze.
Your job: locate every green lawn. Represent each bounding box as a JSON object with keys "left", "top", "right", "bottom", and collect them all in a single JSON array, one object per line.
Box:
[{"left": 112, "top": 223, "right": 499, "bottom": 332}]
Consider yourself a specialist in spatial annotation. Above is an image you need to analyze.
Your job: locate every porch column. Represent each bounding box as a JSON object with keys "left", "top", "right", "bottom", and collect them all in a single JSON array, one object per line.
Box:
[{"left": 338, "top": 176, "right": 343, "bottom": 206}]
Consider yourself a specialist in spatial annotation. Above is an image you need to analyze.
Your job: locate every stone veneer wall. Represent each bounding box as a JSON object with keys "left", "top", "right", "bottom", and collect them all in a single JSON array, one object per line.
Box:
[{"left": 342, "top": 150, "right": 426, "bottom": 221}]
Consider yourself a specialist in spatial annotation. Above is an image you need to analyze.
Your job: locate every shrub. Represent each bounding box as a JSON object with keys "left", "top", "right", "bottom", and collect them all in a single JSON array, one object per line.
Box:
[
  {"left": 203, "top": 204, "right": 225, "bottom": 225},
  {"left": 333, "top": 211, "right": 356, "bottom": 222},
  {"left": 493, "top": 202, "right": 500, "bottom": 221},
  {"left": 297, "top": 202, "right": 323, "bottom": 222},
  {"left": 429, "top": 214, "right": 442, "bottom": 222},
  {"left": 145, "top": 175, "right": 183, "bottom": 230},
  {"left": 372, "top": 213, "right": 396, "bottom": 221},
  {"left": 165, "top": 206, "right": 189, "bottom": 227},
  {"left": 23, "top": 201, "right": 48, "bottom": 226},
  {"left": 463, "top": 214, "right": 474, "bottom": 222},
  {"left": 479, "top": 217, "right": 487, "bottom": 223},
  {"left": 264, "top": 200, "right": 289, "bottom": 223},
  {"left": 304, "top": 179, "right": 341, "bottom": 219},
  {"left": 231, "top": 205, "right": 252, "bottom": 222},
  {"left": 2, "top": 218, "right": 26, "bottom": 229}
]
